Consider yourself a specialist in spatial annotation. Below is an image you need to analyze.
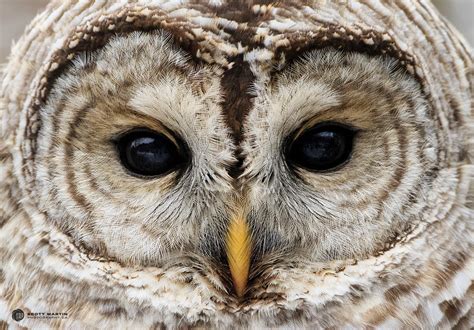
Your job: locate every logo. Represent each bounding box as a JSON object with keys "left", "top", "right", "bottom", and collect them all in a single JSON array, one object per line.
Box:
[
  {"left": 12, "top": 309, "right": 25, "bottom": 321},
  {"left": 11, "top": 308, "right": 69, "bottom": 321}
]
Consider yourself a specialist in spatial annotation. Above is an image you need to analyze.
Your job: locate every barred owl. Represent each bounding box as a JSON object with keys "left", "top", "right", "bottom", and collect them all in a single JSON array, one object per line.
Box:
[{"left": 0, "top": 0, "right": 472, "bottom": 328}]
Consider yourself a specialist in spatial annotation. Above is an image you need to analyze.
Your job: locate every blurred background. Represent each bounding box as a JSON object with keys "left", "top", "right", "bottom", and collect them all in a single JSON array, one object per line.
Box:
[{"left": 0, "top": 0, "right": 473, "bottom": 63}]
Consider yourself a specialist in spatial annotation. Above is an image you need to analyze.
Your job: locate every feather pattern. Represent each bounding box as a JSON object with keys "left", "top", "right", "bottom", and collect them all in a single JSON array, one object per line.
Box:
[{"left": 0, "top": 0, "right": 471, "bottom": 328}]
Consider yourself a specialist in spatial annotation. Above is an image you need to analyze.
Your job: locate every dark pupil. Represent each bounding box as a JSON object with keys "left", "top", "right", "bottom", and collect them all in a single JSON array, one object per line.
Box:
[
  {"left": 118, "top": 130, "right": 185, "bottom": 176},
  {"left": 288, "top": 123, "right": 354, "bottom": 171}
]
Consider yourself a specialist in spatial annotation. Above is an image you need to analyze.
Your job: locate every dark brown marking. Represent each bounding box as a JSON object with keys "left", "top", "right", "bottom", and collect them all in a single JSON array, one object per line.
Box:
[
  {"left": 151, "top": 322, "right": 167, "bottom": 330},
  {"left": 453, "top": 313, "right": 471, "bottom": 330},
  {"left": 433, "top": 251, "right": 468, "bottom": 290},
  {"left": 439, "top": 298, "right": 463, "bottom": 322},
  {"left": 376, "top": 107, "right": 408, "bottom": 207},
  {"left": 221, "top": 56, "right": 255, "bottom": 142},
  {"left": 84, "top": 162, "right": 114, "bottom": 200},
  {"left": 220, "top": 56, "right": 256, "bottom": 177},
  {"left": 64, "top": 104, "right": 94, "bottom": 211},
  {"left": 384, "top": 283, "right": 415, "bottom": 304}
]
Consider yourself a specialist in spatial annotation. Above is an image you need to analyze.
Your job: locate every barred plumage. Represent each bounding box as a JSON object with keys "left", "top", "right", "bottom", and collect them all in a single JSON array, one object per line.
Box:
[{"left": 0, "top": 0, "right": 472, "bottom": 328}]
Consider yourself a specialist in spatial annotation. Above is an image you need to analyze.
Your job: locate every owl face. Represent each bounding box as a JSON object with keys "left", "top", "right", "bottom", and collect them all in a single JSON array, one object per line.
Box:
[
  {"left": 35, "top": 31, "right": 435, "bottom": 296},
  {"left": 36, "top": 33, "right": 236, "bottom": 266},
  {"left": 1, "top": 1, "right": 472, "bottom": 327},
  {"left": 243, "top": 49, "right": 435, "bottom": 265}
]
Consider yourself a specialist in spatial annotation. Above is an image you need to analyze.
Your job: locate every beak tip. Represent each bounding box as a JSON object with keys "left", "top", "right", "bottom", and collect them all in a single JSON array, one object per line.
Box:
[{"left": 235, "top": 282, "right": 247, "bottom": 298}]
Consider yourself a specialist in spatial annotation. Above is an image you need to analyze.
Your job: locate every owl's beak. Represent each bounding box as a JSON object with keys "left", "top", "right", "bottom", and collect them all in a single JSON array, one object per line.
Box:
[{"left": 225, "top": 210, "right": 251, "bottom": 297}]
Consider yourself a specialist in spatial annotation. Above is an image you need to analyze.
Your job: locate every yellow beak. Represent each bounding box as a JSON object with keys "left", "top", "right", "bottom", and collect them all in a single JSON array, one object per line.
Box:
[{"left": 225, "top": 210, "right": 252, "bottom": 297}]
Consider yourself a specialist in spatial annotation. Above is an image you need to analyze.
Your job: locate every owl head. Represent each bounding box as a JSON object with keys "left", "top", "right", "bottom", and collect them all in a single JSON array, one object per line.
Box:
[{"left": 0, "top": 0, "right": 472, "bottom": 328}]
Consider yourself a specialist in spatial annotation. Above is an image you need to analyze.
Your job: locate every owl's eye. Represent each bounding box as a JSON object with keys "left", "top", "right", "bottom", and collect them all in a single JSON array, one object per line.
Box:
[
  {"left": 117, "top": 129, "right": 187, "bottom": 177},
  {"left": 287, "top": 122, "right": 355, "bottom": 171}
]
